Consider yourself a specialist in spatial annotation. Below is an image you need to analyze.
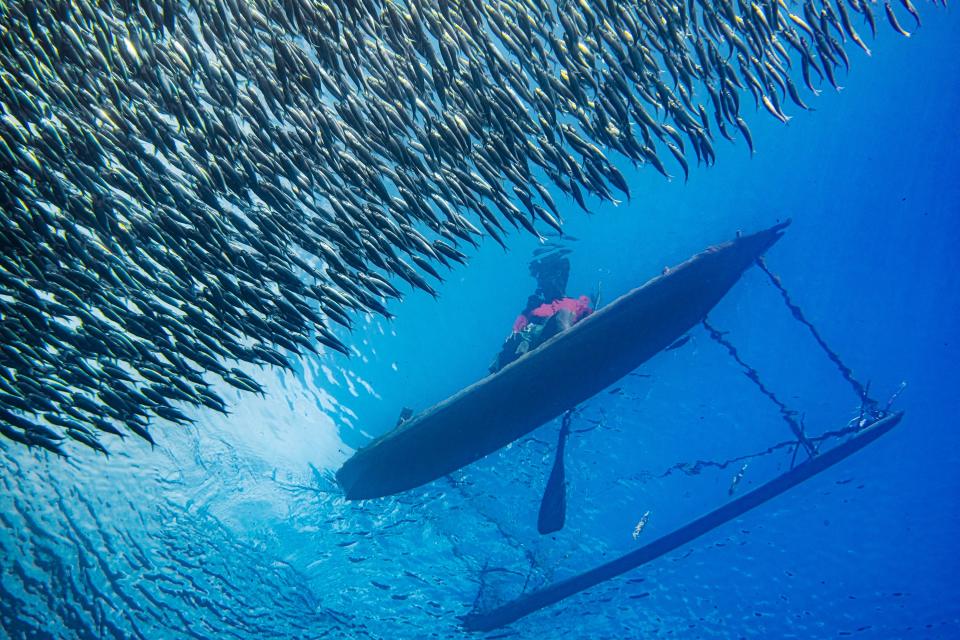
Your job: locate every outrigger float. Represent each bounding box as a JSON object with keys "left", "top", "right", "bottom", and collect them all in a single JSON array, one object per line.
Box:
[
  {"left": 460, "top": 412, "right": 901, "bottom": 631},
  {"left": 334, "top": 221, "right": 904, "bottom": 631}
]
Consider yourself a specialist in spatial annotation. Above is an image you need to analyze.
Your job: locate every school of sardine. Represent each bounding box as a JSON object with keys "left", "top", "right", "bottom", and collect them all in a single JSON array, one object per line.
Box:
[{"left": 0, "top": 0, "right": 927, "bottom": 455}]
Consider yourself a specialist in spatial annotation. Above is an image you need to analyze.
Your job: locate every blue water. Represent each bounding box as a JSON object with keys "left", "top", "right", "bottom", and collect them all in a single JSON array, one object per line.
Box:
[{"left": 3, "top": 9, "right": 960, "bottom": 640}]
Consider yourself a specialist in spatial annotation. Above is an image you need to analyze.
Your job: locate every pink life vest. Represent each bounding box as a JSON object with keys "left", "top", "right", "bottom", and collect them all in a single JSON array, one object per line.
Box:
[{"left": 513, "top": 295, "right": 593, "bottom": 333}]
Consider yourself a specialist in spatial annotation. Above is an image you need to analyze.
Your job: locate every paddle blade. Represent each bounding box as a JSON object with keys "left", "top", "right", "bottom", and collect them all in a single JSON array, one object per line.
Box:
[
  {"left": 537, "top": 457, "right": 566, "bottom": 534},
  {"left": 537, "top": 414, "right": 571, "bottom": 535}
]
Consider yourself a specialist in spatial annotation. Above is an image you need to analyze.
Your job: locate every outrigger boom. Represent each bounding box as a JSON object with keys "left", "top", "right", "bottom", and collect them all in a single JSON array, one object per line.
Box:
[
  {"left": 333, "top": 219, "right": 902, "bottom": 631},
  {"left": 461, "top": 411, "right": 903, "bottom": 632}
]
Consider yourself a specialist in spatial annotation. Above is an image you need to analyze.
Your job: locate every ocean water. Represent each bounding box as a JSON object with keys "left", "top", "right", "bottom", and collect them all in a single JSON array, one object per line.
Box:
[{"left": 2, "top": 5, "right": 960, "bottom": 640}]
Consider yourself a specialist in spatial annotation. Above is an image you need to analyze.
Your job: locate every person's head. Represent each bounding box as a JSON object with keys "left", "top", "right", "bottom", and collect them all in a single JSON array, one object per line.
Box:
[{"left": 528, "top": 252, "right": 570, "bottom": 307}]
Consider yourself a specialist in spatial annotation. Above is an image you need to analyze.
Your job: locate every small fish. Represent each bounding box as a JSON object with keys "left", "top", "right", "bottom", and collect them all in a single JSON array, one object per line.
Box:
[
  {"left": 632, "top": 510, "right": 652, "bottom": 540},
  {"left": 898, "top": 0, "right": 922, "bottom": 28},
  {"left": 729, "top": 463, "right": 749, "bottom": 495},
  {"left": 762, "top": 95, "right": 791, "bottom": 123},
  {"left": 884, "top": 2, "right": 912, "bottom": 37}
]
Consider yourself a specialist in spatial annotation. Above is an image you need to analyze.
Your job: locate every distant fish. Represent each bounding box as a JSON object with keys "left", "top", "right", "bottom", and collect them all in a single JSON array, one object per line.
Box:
[
  {"left": 632, "top": 510, "right": 652, "bottom": 540},
  {"left": 532, "top": 247, "right": 574, "bottom": 259},
  {"left": 729, "top": 463, "right": 749, "bottom": 495}
]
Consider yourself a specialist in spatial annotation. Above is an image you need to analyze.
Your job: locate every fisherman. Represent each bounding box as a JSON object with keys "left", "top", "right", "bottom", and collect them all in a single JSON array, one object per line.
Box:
[{"left": 490, "top": 252, "right": 593, "bottom": 373}]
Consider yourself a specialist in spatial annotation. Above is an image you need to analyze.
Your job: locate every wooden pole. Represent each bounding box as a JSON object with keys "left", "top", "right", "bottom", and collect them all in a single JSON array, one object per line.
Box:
[{"left": 461, "top": 412, "right": 903, "bottom": 632}]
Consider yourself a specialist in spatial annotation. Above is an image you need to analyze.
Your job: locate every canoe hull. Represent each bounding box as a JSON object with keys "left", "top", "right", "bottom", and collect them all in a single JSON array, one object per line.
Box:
[{"left": 337, "top": 222, "right": 790, "bottom": 500}]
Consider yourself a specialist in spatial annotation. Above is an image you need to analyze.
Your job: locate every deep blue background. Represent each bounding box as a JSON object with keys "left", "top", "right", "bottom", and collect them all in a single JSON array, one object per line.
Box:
[{"left": 2, "top": 7, "right": 959, "bottom": 640}]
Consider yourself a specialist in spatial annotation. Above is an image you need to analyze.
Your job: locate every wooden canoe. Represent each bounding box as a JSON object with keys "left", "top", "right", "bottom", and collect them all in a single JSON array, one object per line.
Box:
[{"left": 337, "top": 222, "right": 790, "bottom": 500}]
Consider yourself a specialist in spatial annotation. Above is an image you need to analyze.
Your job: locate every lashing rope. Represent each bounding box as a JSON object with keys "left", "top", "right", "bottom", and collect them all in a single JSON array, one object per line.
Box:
[
  {"left": 654, "top": 417, "right": 887, "bottom": 480},
  {"left": 662, "top": 259, "right": 892, "bottom": 483},
  {"left": 757, "top": 258, "right": 877, "bottom": 410},
  {"left": 702, "top": 319, "right": 818, "bottom": 458}
]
